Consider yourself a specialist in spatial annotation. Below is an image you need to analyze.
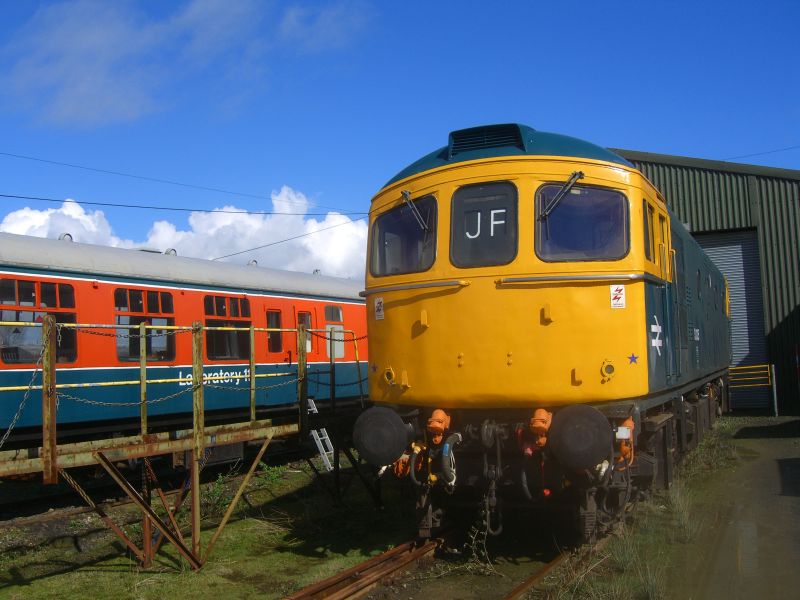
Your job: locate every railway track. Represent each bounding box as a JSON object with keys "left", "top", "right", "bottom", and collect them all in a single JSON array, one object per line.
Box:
[{"left": 285, "top": 538, "right": 442, "bottom": 600}]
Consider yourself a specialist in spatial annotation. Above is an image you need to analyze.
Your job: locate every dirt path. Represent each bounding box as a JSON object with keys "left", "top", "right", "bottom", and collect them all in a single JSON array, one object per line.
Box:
[{"left": 669, "top": 417, "right": 800, "bottom": 600}]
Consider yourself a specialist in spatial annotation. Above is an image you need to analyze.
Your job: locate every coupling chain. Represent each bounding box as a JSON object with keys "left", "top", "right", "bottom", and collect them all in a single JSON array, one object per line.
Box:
[
  {"left": 308, "top": 330, "right": 368, "bottom": 342},
  {"left": 56, "top": 384, "right": 197, "bottom": 407},
  {"left": 0, "top": 345, "right": 45, "bottom": 451},
  {"left": 206, "top": 377, "right": 299, "bottom": 393},
  {"left": 306, "top": 375, "right": 368, "bottom": 388}
]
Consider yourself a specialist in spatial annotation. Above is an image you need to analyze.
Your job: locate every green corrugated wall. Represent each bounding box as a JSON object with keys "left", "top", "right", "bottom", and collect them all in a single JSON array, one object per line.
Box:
[{"left": 615, "top": 150, "right": 800, "bottom": 414}]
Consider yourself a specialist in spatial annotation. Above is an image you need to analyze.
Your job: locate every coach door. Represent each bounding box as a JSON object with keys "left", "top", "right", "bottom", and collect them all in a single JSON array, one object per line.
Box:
[{"left": 324, "top": 305, "right": 345, "bottom": 360}]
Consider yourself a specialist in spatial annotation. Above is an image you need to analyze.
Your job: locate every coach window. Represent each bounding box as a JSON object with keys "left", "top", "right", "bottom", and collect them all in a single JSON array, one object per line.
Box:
[
  {"left": 451, "top": 181, "right": 518, "bottom": 268},
  {"left": 370, "top": 194, "right": 437, "bottom": 276},
  {"left": 324, "top": 305, "right": 345, "bottom": 359},
  {"left": 536, "top": 184, "right": 628, "bottom": 262},
  {"left": 0, "top": 278, "right": 77, "bottom": 364},
  {"left": 114, "top": 288, "right": 175, "bottom": 362},
  {"left": 204, "top": 295, "right": 251, "bottom": 360},
  {"left": 266, "top": 310, "right": 283, "bottom": 353},
  {"left": 298, "top": 311, "right": 313, "bottom": 353}
]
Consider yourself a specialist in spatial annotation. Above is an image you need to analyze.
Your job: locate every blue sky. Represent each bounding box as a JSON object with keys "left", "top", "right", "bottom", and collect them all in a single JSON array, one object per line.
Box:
[{"left": 0, "top": 1, "right": 798, "bottom": 278}]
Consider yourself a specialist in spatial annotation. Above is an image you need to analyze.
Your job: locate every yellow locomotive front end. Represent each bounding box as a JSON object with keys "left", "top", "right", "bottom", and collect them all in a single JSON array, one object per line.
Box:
[{"left": 365, "top": 140, "right": 663, "bottom": 412}]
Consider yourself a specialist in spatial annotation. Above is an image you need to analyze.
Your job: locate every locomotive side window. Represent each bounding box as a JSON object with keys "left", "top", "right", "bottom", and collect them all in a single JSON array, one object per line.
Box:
[
  {"left": 370, "top": 195, "right": 437, "bottom": 276},
  {"left": 266, "top": 310, "right": 283, "bottom": 353},
  {"left": 535, "top": 184, "right": 629, "bottom": 262},
  {"left": 0, "top": 278, "right": 77, "bottom": 364},
  {"left": 450, "top": 181, "right": 518, "bottom": 268},
  {"left": 204, "top": 295, "right": 251, "bottom": 360},
  {"left": 643, "top": 201, "right": 654, "bottom": 261},
  {"left": 114, "top": 288, "right": 176, "bottom": 362}
]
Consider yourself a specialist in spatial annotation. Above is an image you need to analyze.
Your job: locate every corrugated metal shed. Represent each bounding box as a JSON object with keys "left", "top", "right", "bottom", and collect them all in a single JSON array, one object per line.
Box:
[{"left": 613, "top": 149, "right": 800, "bottom": 414}]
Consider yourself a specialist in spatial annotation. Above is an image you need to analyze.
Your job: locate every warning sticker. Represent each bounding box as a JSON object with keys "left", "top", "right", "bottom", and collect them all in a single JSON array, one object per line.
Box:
[
  {"left": 610, "top": 284, "right": 626, "bottom": 309},
  {"left": 375, "top": 297, "right": 384, "bottom": 320}
]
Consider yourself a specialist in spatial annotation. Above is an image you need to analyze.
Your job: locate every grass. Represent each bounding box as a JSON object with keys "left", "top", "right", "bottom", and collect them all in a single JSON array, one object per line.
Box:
[
  {"left": 0, "top": 458, "right": 415, "bottom": 600},
  {"left": 538, "top": 415, "right": 745, "bottom": 600}
]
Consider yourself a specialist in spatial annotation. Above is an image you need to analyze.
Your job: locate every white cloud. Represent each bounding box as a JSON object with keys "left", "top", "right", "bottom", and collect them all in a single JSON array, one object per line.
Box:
[
  {"left": 0, "top": 186, "right": 367, "bottom": 279},
  {"left": 279, "top": 2, "right": 369, "bottom": 52},
  {"left": 1, "top": 0, "right": 369, "bottom": 126}
]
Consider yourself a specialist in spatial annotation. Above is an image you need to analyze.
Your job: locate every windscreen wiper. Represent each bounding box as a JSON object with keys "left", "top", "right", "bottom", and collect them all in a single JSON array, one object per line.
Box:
[
  {"left": 538, "top": 171, "right": 585, "bottom": 221},
  {"left": 401, "top": 190, "right": 429, "bottom": 231}
]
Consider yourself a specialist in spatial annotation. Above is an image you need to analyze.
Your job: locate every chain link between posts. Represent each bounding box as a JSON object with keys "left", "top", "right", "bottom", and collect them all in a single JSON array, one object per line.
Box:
[
  {"left": 308, "top": 330, "right": 368, "bottom": 342},
  {"left": 1, "top": 322, "right": 362, "bottom": 442},
  {"left": 70, "top": 325, "right": 192, "bottom": 340},
  {"left": 56, "top": 385, "right": 197, "bottom": 408},
  {"left": 205, "top": 377, "right": 299, "bottom": 393},
  {"left": 0, "top": 344, "right": 45, "bottom": 451}
]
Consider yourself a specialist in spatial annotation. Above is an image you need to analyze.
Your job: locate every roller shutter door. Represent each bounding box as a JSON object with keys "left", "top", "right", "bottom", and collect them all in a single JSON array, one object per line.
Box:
[{"left": 695, "top": 230, "right": 769, "bottom": 409}]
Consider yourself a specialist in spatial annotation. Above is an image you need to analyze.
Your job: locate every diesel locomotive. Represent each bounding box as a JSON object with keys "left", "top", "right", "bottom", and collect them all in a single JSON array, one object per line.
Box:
[{"left": 353, "top": 124, "right": 730, "bottom": 540}]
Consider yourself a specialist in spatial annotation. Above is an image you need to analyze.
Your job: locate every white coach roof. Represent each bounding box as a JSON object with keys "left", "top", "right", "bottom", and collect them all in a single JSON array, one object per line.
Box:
[{"left": 0, "top": 232, "right": 363, "bottom": 301}]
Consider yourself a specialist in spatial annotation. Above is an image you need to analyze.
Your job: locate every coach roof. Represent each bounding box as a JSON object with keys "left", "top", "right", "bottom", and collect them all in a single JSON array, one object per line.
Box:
[{"left": 0, "top": 232, "right": 362, "bottom": 301}]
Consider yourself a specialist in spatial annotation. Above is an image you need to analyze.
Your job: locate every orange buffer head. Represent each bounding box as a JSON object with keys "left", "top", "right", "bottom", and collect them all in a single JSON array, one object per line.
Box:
[
  {"left": 529, "top": 409, "right": 552, "bottom": 447},
  {"left": 427, "top": 409, "right": 451, "bottom": 445},
  {"left": 617, "top": 416, "right": 635, "bottom": 465}
]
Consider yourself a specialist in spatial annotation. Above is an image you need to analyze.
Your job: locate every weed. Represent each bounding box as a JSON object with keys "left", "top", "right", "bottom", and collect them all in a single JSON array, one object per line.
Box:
[
  {"left": 607, "top": 525, "right": 638, "bottom": 573},
  {"left": 256, "top": 462, "right": 288, "bottom": 487},
  {"left": 635, "top": 559, "right": 666, "bottom": 600},
  {"left": 666, "top": 482, "right": 697, "bottom": 543},
  {"left": 203, "top": 473, "right": 232, "bottom": 517}
]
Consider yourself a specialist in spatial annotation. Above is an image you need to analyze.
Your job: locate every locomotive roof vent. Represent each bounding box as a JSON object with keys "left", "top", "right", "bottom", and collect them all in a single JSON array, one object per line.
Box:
[
  {"left": 58, "top": 232, "right": 73, "bottom": 242},
  {"left": 448, "top": 124, "right": 526, "bottom": 159},
  {"left": 164, "top": 248, "right": 177, "bottom": 256}
]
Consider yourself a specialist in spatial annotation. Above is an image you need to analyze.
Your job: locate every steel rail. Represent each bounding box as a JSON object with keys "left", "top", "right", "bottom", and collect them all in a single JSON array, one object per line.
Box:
[
  {"left": 502, "top": 552, "right": 568, "bottom": 600},
  {"left": 285, "top": 538, "right": 441, "bottom": 599}
]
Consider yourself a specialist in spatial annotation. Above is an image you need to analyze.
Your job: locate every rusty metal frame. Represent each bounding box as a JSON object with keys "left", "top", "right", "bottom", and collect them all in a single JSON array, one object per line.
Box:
[{"left": 0, "top": 316, "right": 366, "bottom": 569}]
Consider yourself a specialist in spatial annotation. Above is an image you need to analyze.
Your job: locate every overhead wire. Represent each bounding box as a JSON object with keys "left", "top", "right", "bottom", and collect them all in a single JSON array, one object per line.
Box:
[
  {"left": 0, "top": 193, "right": 367, "bottom": 217},
  {"left": 212, "top": 217, "right": 366, "bottom": 260},
  {"left": 0, "top": 150, "right": 349, "bottom": 212},
  {"left": 722, "top": 144, "right": 800, "bottom": 161}
]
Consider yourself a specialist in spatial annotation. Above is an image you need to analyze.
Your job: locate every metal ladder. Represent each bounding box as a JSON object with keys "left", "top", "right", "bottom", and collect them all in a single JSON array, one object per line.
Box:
[{"left": 308, "top": 398, "right": 335, "bottom": 471}]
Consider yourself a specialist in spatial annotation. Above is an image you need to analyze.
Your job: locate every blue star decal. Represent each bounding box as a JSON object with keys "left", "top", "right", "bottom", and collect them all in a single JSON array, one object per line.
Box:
[{"left": 628, "top": 353, "right": 638, "bottom": 364}]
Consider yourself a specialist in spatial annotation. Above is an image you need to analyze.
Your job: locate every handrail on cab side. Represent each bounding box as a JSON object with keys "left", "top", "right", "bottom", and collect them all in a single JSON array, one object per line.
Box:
[
  {"left": 360, "top": 279, "right": 470, "bottom": 297},
  {"left": 495, "top": 273, "right": 664, "bottom": 285}
]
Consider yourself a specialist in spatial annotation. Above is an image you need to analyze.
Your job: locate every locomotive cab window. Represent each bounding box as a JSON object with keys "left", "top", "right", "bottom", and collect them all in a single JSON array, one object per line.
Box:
[
  {"left": 536, "top": 184, "right": 629, "bottom": 261},
  {"left": 0, "top": 278, "right": 77, "bottom": 364},
  {"left": 643, "top": 201, "right": 655, "bottom": 261},
  {"left": 370, "top": 195, "right": 437, "bottom": 276},
  {"left": 450, "top": 181, "right": 518, "bottom": 268},
  {"left": 114, "top": 288, "right": 176, "bottom": 362}
]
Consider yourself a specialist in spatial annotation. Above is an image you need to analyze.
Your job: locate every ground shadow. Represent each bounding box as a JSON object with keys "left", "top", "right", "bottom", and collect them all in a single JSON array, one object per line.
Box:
[
  {"left": 734, "top": 418, "right": 800, "bottom": 439},
  {"left": 776, "top": 458, "right": 800, "bottom": 497}
]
